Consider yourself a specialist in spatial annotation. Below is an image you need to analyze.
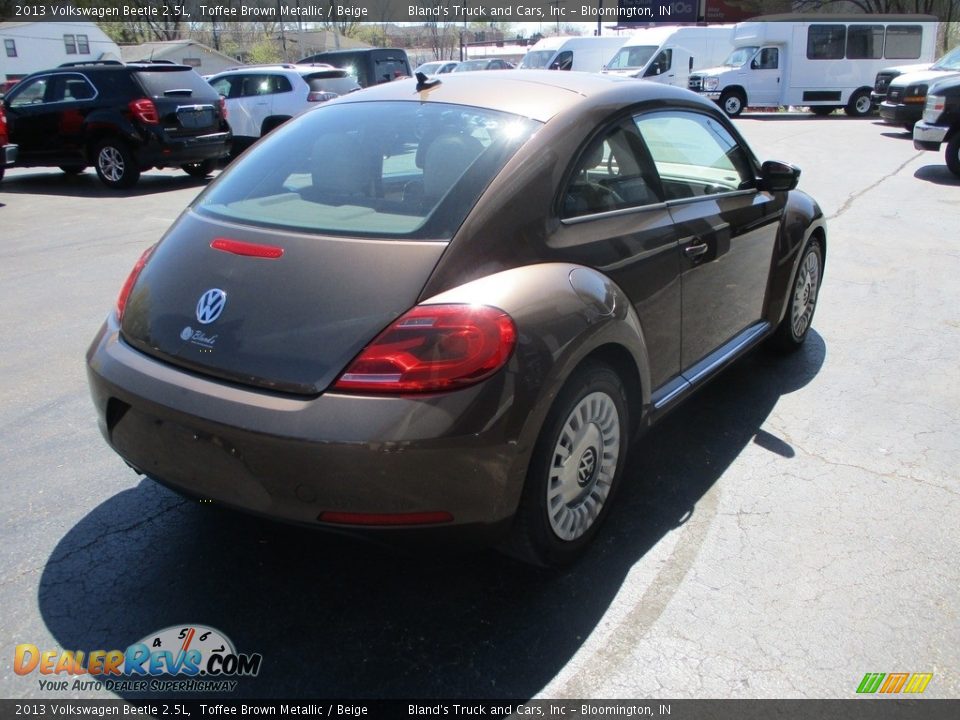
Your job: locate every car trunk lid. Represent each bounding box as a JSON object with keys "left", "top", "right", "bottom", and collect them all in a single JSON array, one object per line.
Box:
[{"left": 120, "top": 211, "right": 447, "bottom": 395}]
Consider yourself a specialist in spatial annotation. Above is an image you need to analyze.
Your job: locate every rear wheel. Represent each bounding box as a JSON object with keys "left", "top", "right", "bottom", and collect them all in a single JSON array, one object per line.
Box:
[
  {"left": 59, "top": 165, "right": 86, "bottom": 175},
  {"left": 505, "top": 361, "right": 629, "bottom": 567},
  {"left": 182, "top": 159, "right": 216, "bottom": 178},
  {"left": 720, "top": 89, "right": 746, "bottom": 118},
  {"left": 93, "top": 139, "right": 140, "bottom": 189},
  {"left": 946, "top": 133, "right": 960, "bottom": 178},
  {"left": 772, "top": 239, "right": 823, "bottom": 352},
  {"left": 844, "top": 89, "right": 873, "bottom": 117}
]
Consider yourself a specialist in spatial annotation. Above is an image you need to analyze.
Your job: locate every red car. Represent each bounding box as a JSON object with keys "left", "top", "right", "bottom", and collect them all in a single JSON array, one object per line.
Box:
[{"left": 0, "top": 102, "right": 18, "bottom": 182}]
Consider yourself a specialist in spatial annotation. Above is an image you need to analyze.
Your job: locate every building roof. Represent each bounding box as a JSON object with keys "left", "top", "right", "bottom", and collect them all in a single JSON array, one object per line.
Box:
[{"left": 120, "top": 40, "right": 236, "bottom": 64}]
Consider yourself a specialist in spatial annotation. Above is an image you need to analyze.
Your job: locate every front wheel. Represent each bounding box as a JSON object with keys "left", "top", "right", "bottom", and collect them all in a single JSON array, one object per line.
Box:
[
  {"left": 771, "top": 239, "right": 823, "bottom": 352},
  {"left": 93, "top": 139, "right": 140, "bottom": 189},
  {"left": 720, "top": 89, "right": 746, "bottom": 118},
  {"left": 182, "top": 159, "right": 216, "bottom": 178},
  {"left": 844, "top": 89, "right": 873, "bottom": 117},
  {"left": 505, "top": 361, "right": 629, "bottom": 567},
  {"left": 945, "top": 133, "right": 960, "bottom": 178}
]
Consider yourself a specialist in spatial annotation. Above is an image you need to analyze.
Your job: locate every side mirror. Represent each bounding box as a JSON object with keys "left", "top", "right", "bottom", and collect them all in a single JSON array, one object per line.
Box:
[{"left": 758, "top": 160, "right": 800, "bottom": 192}]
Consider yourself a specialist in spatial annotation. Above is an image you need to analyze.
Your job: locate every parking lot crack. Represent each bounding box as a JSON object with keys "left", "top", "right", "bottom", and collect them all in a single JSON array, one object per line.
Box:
[{"left": 828, "top": 151, "right": 924, "bottom": 220}]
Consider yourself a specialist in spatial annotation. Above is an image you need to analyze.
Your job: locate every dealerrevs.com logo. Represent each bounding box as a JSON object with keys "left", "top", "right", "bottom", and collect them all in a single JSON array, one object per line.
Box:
[{"left": 15, "top": 625, "right": 262, "bottom": 693}]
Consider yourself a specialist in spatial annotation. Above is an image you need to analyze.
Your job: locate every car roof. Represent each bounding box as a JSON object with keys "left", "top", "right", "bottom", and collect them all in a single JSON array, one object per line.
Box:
[{"left": 336, "top": 70, "right": 710, "bottom": 123}]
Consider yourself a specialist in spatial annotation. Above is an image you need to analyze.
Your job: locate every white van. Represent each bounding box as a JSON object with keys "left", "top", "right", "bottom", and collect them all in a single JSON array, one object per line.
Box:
[
  {"left": 518, "top": 36, "right": 629, "bottom": 74},
  {"left": 603, "top": 25, "right": 735, "bottom": 88},
  {"left": 688, "top": 14, "right": 938, "bottom": 117}
]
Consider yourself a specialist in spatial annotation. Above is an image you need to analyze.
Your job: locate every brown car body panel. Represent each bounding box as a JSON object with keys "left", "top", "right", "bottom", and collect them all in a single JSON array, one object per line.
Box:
[{"left": 87, "top": 71, "right": 826, "bottom": 543}]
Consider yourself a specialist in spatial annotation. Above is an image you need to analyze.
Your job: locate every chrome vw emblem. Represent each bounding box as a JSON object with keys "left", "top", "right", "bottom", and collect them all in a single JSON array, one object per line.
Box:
[
  {"left": 577, "top": 447, "right": 598, "bottom": 487},
  {"left": 195, "top": 288, "right": 226, "bottom": 325}
]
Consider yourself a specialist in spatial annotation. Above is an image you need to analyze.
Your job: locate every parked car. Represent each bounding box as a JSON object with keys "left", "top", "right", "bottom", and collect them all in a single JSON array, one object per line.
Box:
[
  {"left": 87, "top": 71, "right": 825, "bottom": 567},
  {"left": 872, "top": 61, "right": 937, "bottom": 107},
  {"left": 297, "top": 49, "right": 411, "bottom": 88},
  {"left": 452, "top": 59, "right": 515, "bottom": 72},
  {"left": 2, "top": 60, "right": 230, "bottom": 188},
  {"left": 414, "top": 61, "right": 459, "bottom": 76},
  {"left": 879, "top": 46, "right": 960, "bottom": 131},
  {"left": 0, "top": 102, "right": 17, "bottom": 182},
  {"left": 206, "top": 64, "right": 359, "bottom": 155},
  {"left": 914, "top": 73, "right": 960, "bottom": 176}
]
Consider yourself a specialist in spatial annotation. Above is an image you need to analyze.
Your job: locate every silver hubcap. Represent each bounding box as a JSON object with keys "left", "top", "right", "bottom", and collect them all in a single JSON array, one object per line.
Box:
[
  {"left": 547, "top": 391, "right": 621, "bottom": 542},
  {"left": 791, "top": 249, "right": 820, "bottom": 339},
  {"left": 98, "top": 146, "right": 124, "bottom": 182},
  {"left": 725, "top": 96, "right": 742, "bottom": 114},
  {"left": 855, "top": 95, "right": 871, "bottom": 114}
]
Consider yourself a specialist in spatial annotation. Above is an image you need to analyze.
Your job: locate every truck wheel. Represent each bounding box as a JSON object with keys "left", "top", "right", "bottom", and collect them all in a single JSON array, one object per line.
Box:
[
  {"left": 844, "top": 89, "right": 873, "bottom": 117},
  {"left": 720, "top": 89, "right": 746, "bottom": 118},
  {"left": 946, "top": 133, "right": 960, "bottom": 178},
  {"left": 94, "top": 139, "right": 140, "bottom": 189}
]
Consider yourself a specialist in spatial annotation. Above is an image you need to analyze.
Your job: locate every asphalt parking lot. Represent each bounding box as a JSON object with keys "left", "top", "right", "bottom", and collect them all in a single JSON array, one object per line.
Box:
[{"left": 1, "top": 113, "right": 958, "bottom": 700}]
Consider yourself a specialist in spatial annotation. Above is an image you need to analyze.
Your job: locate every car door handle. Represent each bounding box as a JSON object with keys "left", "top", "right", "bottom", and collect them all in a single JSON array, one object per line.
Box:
[{"left": 684, "top": 242, "right": 709, "bottom": 258}]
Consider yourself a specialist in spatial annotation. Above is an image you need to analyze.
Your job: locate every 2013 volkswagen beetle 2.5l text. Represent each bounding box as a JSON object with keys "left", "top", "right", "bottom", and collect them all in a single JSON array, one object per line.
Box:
[{"left": 86, "top": 71, "right": 825, "bottom": 567}]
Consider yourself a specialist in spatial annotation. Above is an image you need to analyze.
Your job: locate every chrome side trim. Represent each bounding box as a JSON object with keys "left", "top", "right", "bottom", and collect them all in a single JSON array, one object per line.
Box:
[
  {"left": 649, "top": 320, "right": 771, "bottom": 412},
  {"left": 560, "top": 202, "right": 669, "bottom": 226},
  {"left": 684, "top": 321, "right": 771, "bottom": 386},
  {"left": 651, "top": 376, "right": 690, "bottom": 410}
]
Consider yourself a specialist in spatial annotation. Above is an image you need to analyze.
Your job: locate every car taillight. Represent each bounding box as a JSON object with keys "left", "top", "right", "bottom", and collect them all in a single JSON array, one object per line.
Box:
[
  {"left": 128, "top": 98, "right": 159, "bottom": 125},
  {"left": 334, "top": 304, "right": 516, "bottom": 394},
  {"left": 116, "top": 245, "right": 156, "bottom": 323},
  {"left": 218, "top": 95, "right": 228, "bottom": 119},
  {"left": 307, "top": 90, "right": 338, "bottom": 103}
]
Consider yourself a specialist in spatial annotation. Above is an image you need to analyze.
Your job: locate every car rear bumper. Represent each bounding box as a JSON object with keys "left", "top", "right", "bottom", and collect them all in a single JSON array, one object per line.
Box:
[
  {"left": 912, "top": 120, "right": 948, "bottom": 150},
  {"left": 2, "top": 143, "right": 16, "bottom": 166},
  {"left": 879, "top": 101, "right": 922, "bottom": 125},
  {"left": 86, "top": 318, "right": 527, "bottom": 544},
  {"left": 136, "top": 131, "right": 231, "bottom": 168}
]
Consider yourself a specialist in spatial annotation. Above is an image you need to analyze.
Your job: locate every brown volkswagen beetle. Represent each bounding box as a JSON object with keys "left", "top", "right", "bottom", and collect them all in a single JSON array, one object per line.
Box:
[{"left": 87, "top": 71, "right": 825, "bottom": 566}]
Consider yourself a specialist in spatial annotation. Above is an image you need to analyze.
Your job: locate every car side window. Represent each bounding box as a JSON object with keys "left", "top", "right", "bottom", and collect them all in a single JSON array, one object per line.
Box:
[
  {"left": 550, "top": 51, "right": 574, "bottom": 71},
  {"left": 61, "top": 75, "right": 95, "bottom": 101},
  {"left": 562, "top": 121, "right": 664, "bottom": 219},
  {"left": 632, "top": 111, "right": 754, "bottom": 201},
  {"left": 210, "top": 76, "right": 234, "bottom": 98},
  {"left": 272, "top": 75, "right": 293, "bottom": 93},
  {"left": 644, "top": 49, "right": 672, "bottom": 77},
  {"left": 8, "top": 77, "right": 48, "bottom": 107},
  {"left": 240, "top": 75, "right": 271, "bottom": 97}
]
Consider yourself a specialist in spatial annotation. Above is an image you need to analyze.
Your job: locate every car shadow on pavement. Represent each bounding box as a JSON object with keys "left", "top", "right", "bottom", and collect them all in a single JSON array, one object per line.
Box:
[
  {"left": 0, "top": 171, "right": 213, "bottom": 197},
  {"left": 879, "top": 131, "right": 913, "bottom": 139},
  {"left": 37, "top": 332, "right": 825, "bottom": 700},
  {"left": 914, "top": 165, "right": 960, "bottom": 186}
]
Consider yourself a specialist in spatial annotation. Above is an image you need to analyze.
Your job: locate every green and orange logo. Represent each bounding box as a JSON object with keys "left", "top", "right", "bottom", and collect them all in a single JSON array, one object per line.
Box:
[{"left": 857, "top": 672, "right": 933, "bottom": 694}]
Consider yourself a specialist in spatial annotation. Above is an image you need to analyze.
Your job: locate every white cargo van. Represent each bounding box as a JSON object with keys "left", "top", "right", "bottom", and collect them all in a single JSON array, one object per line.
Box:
[
  {"left": 518, "top": 36, "right": 629, "bottom": 73},
  {"left": 688, "top": 14, "right": 938, "bottom": 117},
  {"left": 603, "top": 25, "right": 734, "bottom": 89}
]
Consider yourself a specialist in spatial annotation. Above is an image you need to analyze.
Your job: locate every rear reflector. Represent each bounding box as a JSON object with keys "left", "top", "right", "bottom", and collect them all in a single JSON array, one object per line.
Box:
[
  {"left": 333, "top": 304, "right": 516, "bottom": 394},
  {"left": 318, "top": 511, "right": 454, "bottom": 526},
  {"left": 211, "top": 238, "right": 284, "bottom": 259}
]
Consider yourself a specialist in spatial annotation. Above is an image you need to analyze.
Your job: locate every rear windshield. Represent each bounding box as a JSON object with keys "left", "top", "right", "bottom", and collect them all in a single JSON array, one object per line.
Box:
[
  {"left": 194, "top": 101, "right": 540, "bottom": 239},
  {"left": 134, "top": 68, "right": 218, "bottom": 99},
  {"left": 304, "top": 71, "right": 359, "bottom": 95}
]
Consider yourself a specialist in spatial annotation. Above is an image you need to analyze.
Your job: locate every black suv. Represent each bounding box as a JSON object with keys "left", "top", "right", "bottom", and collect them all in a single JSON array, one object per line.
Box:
[
  {"left": 2, "top": 60, "right": 231, "bottom": 188},
  {"left": 913, "top": 74, "right": 960, "bottom": 177}
]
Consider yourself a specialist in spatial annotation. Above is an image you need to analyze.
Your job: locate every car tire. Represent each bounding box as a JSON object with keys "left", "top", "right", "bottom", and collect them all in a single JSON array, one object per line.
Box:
[
  {"left": 93, "top": 139, "right": 140, "bottom": 189},
  {"left": 59, "top": 165, "right": 87, "bottom": 175},
  {"left": 771, "top": 239, "right": 823, "bottom": 353},
  {"left": 844, "top": 89, "right": 873, "bottom": 117},
  {"left": 182, "top": 159, "right": 216, "bottom": 178},
  {"left": 720, "top": 89, "right": 746, "bottom": 118},
  {"left": 505, "top": 361, "right": 630, "bottom": 568},
  {"left": 810, "top": 106, "right": 836, "bottom": 116},
  {"left": 944, "top": 134, "right": 960, "bottom": 178}
]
